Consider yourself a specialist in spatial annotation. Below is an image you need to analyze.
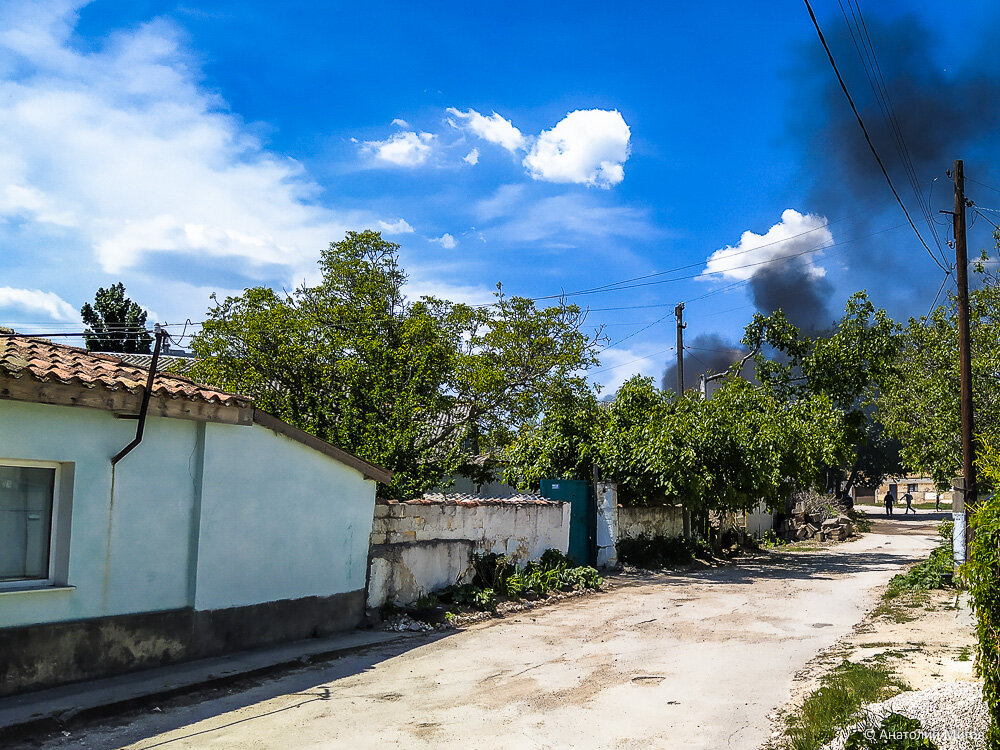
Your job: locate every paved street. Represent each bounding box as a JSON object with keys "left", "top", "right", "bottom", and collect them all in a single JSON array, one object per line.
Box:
[{"left": 36, "top": 514, "right": 942, "bottom": 750}]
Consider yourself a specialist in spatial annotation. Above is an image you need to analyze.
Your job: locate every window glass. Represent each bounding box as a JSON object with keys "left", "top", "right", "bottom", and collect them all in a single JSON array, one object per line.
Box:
[
  {"left": 907, "top": 483, "right": 918, "bottom": 493},
  {"left": 0, "top": 466, "right": 56, "bottom": 581}
]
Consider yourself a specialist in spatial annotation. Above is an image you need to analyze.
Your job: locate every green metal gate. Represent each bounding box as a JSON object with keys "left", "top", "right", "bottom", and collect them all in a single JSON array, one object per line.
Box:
[{"left": 540, "top": 479, "right": 595, "bottom": 566}]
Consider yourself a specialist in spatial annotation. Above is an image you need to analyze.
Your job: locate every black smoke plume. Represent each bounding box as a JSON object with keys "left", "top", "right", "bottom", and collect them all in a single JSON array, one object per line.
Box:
[
  {"left": 662, "top": 333, "right": 750, "bottom": 395},
  {"left": 748, "top": 257, "right": 833, "bottom": 334}
]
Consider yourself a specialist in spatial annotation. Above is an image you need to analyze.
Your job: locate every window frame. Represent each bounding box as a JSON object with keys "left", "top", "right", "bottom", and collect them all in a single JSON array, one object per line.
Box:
[{"left": 0, "top": 458, "right": 63, "bottom": 591}]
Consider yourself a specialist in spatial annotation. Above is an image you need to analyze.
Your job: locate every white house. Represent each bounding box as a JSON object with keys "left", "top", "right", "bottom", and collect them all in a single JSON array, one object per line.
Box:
[{"left": 0, "top": 333, "right": 391, "bottom": 696}]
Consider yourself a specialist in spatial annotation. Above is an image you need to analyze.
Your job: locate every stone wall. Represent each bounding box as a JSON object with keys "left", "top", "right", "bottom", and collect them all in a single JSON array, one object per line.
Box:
[
  {"left": 616, "top": 504, "right": 686, "bottom": 540},
  {"left": 367, "top": 495, "right": 571, "bottom": 608}
]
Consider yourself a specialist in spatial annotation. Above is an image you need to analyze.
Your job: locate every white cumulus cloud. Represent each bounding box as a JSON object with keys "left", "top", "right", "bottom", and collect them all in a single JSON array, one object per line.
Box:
[
  {"left": 703, "top": 209, "right": 833, "bottom": 280},
  {"left": 362, "top": 131, "right": 435, "bottom": 166},
  {"left": 523, "top": 110, "right": 631, "bottom": 188},
  {"left": 463, "top": 148, "right": 479, "bottom": 165},
  {"left": 0, "top": 1, "right": 373, "bottom": 280},
  {"left": 447, "top": 108, "right": 526, "bottom": 153},
  {"left": 432, "top": 233, "right": 457, "bottom": 249},
  {"left": 378, "top": 218, "right": 415, "bottom": 234},
  {"left": 0, "top": 287, "right": 76, "bottom": 321}
]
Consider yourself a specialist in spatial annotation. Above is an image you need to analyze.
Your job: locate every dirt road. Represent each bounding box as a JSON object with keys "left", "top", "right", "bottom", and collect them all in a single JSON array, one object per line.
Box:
[{"left": 41, "top": 514, "right": 942, "bottom": 750}]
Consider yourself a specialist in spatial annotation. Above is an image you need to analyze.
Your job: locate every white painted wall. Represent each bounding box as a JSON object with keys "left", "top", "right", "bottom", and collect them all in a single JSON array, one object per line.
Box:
[
  {"left": 195, "top": 421, "right": 374, "bottom": 610},
  {"left": 367, "top": 500, "right": 571, "bottom": 608},
  {"left": 595, "top": 482, "right": 618, "bottom": 568},
  {"left": 0, "top": 399, "right": 376, "bottom": 628}
]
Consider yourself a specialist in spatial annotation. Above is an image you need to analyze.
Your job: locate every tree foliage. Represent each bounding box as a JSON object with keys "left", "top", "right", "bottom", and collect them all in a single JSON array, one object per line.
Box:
[
  {"left": 80, "top": 282, "right": 152, "bottom": 353},
  {"left": 504, "top": 373, "right": 850, "bottom": 513},
  {"left": 743, "top": 292, "right": 902, "bottom": 491},
  {"left": 877, "top": 241, "right": 1000, "bottom": 485},
  {"left": 187, "top": 230, "right": 602, "bottom": 500}
]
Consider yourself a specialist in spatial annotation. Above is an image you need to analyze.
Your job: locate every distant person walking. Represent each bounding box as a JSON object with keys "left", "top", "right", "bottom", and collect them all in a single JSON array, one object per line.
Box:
[
  {"left": 935, "top": 493, "right": 942, "bottom": 511},
  {"left": 903, "top": 492, "right": 915, "bottom": 514},
  {"left": 884, "top": 491, "right": 894, "bottom": 516}
]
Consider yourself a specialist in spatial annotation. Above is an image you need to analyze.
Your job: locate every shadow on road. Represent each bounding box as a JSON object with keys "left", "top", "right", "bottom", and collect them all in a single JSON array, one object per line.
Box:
[{"left": 20, "top": 631, "right": 454, "bottom": 750}]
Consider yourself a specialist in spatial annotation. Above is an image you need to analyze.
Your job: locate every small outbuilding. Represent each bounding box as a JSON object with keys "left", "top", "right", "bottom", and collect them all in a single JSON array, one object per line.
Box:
[{"left": 0, "top": 333, "right": 390, "bottom": 696}]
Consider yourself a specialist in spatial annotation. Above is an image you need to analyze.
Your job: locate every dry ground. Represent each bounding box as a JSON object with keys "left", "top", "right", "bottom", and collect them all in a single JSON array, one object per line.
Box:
[{"left": 31, "top": 514, "right": 943, "bottom": 750}]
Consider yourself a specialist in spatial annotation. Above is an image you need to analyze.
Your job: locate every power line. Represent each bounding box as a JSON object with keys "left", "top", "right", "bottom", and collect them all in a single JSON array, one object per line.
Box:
[
  {"left": 589, "top": 347, "right": 675, "bottom": 376},
  {"left": 802, "top": 0, "right": 949, "bottom": 273},
  {"left": 838, "top": 0, "right": 948, "bottom": 264}
]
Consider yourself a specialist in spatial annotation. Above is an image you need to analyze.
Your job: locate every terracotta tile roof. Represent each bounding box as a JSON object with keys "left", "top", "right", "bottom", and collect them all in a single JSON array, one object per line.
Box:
[
  {"left": 0, "top": 334, "right": 250, "bottom": 408},
  {"left": 379, "top": 492, "right": 559, "bottom": 507}
]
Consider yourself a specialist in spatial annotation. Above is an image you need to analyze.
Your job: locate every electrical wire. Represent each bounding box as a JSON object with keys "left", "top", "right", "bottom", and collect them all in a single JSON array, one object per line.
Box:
[
  {"left": 802, "top": 0, "right": 949, "bottom": 273},
  {"left": 588, "top": 346, "right": 675, "bottom": 376},
  {"left": 838, "top": 0, "right": 947, "bottom": 263}
]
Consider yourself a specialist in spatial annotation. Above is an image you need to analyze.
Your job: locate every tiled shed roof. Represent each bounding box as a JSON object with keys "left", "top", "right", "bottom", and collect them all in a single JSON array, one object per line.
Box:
[
  {"left": 381, "top": 492, "right": 559, "bottom": 507},
  {"left": 0, "top": 334, "right": 250, "bottom": 408}
]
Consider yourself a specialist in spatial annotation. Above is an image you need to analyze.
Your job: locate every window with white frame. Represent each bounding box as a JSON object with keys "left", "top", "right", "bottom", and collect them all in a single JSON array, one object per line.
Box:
[{"left": 0, "top": 462, "right": 59, "bottom": 584}]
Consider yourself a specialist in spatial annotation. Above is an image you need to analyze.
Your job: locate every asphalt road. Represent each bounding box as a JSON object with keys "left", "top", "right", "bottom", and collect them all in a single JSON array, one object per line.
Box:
[{"left": 37, "top": 513, "right": 942, "bottom": 750}]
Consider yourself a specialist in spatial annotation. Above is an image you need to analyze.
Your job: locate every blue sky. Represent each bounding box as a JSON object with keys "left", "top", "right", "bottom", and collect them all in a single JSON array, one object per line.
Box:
[{"left": 2, "top": 0, "right": 999, "bottom": 391}]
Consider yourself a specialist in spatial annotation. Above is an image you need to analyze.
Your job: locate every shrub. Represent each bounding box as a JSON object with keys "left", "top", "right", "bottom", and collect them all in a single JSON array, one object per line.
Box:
[
  {"left": 430, "top": 549, "right": 602, "bottom": 616},
  {"left": 965, "top": 493, "right": 1000, "bottom": 748},
  {"left": 884, "top": 523, "right": 954, "bottom": 599}
]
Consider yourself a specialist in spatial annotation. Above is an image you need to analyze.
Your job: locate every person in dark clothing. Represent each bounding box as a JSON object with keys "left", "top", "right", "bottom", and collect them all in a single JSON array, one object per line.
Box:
[
  {"left": 884, "top": 491, "right": 894, "bottom": 516},
  {"left": 903, "top": 492, "right": 915, "bottom": 514}
]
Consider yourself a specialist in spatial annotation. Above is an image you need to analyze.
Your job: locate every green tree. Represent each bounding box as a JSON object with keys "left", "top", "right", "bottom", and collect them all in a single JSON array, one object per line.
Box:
[
  {"left": 743, "top": 292, "right": 902, "bottom": 494},
  {"left": 877, "top": 242, "right": 1000, "bottom": 485},
  {"left": 188, "top": 230, "right": 602, "bottom": 499},
  {"left": 80, "top": 283, "right": 153, "bottom": 353},
  {"left": 593, "top": 375, "right": 849, "bottom": 512},
  {"left": 501, "top": 377, "right": 604, "bottom": 490}
]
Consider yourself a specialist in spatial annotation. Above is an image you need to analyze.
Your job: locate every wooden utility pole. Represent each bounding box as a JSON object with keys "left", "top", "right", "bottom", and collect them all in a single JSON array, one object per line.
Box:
[
  {"left": 953, "top": 159, "right": 976, "bottom": 566},
  {"left": 674, "top": 303, "right": 685, "bottom": 394}
]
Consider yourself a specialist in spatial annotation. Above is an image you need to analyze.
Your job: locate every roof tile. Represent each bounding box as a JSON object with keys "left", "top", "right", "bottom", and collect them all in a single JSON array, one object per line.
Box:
[{"left": 0, "top": 335, "right": 250, "bottom": 408}]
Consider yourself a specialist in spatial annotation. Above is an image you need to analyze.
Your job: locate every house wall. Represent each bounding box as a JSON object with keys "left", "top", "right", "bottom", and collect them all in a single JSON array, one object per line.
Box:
[
  {"left": 367, "top": 499, "right": 571, "bottom": 608},
  {"left": 195, "top": 421, "right": 373, "bottom": 610},
  {"left": 0, "top": 398, "right": 376, "bottom": 695}
]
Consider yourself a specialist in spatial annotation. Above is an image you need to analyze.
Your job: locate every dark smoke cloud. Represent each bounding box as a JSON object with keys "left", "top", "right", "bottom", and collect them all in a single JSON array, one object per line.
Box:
[
  {"left": 802, "top": 15, "right": 1000, "bottom": 205},
  {"left": 748, "top": 257, "right": 833, "bottom": 333},
  {"left": 662, "top": 333, "right": 750, "bottom": 395}
]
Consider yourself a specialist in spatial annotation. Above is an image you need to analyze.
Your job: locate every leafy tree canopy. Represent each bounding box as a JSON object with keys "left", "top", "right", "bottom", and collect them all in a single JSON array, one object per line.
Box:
[
  {"left": 188, "top": 230, "right": 602, "bottom": 500},
  {"left": 876, "top": 235, "right": 1000, "bottom": 486},
  {"left": 743, "top": 292, "right": 902, "bottom": 492},
  {"left": 80, "top": 282, "right": 152, "bottom": 353}
]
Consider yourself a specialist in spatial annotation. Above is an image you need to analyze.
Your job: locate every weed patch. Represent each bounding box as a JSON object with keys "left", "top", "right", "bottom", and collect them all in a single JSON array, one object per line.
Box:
[
  {"left": 783, "top": 660, "right": 910, "bottom": 750},
  {"left": 413, "top": 549, "right": 603, "bottom": 618},
  {"left": 884, "top": 521, "right": 954, "bottom": 600}
]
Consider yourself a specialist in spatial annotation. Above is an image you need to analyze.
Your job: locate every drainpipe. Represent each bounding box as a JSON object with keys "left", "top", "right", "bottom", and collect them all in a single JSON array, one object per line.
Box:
[{"left": 112, "top": 325, "right": 166, "bottom": 465}]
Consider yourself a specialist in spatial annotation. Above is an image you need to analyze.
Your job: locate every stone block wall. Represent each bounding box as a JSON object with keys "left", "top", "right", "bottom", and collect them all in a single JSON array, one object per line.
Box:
[
  {"left": 367, "top": 495, "right": 571, "bottom": 608},
  {"left": 616, "top": 504, "right": 686, "bottom": 540}
]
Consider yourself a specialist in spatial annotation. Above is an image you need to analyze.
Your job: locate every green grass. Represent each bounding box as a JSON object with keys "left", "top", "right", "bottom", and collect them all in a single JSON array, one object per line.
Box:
[
  {"left": 958, "top": 646, "right": 972, "bottom": 662},
  {"left": 783, "top": 660, "right": 910, "bottom": 750}
]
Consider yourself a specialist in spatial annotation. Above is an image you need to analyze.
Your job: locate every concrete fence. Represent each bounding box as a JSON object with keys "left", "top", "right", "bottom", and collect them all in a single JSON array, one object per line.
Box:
[
  {"left": 366, "top": 493, "right": 571, "bottom": 608},
  {"left": 594, "top": 482, "right": 687, "bottom": 568}
]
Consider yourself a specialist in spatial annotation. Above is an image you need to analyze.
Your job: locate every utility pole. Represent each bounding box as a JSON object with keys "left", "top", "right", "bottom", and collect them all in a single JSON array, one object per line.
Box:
[
  {"left": 674, "top": 303, "right": 685, "bottom": 394},
  {"left": 953, "top": 159, "right": 976, "bottom": 566}
]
